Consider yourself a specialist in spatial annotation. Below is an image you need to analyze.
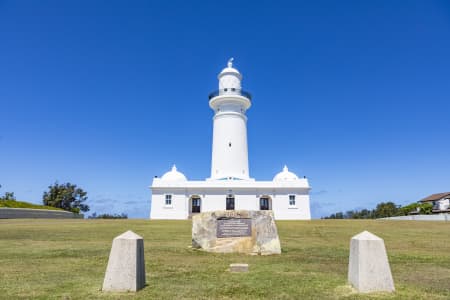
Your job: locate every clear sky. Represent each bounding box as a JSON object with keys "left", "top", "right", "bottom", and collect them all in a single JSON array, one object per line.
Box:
[{"left": 1, "top": 0, "right": 449, "bottom": 218}]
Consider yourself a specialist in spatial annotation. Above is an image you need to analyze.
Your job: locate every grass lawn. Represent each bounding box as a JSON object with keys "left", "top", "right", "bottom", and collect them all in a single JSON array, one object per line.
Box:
[{"left": 0, "top": 219, "right": 449, "bottom": 299}]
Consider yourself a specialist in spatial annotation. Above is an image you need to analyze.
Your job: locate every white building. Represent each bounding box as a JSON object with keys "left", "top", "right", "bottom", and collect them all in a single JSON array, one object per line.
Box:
[
  {"left": 150, "top": 59, "right": 311, "bottom": 220},
  {"left": 419, "top": 192, "right": 450, "bottom": 213}
]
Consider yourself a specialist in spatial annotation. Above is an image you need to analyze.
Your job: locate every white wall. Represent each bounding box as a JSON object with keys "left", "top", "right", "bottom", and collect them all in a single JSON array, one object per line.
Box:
[
  {"left": 219, "top": 73, "right": 241, "bottom": 90},
  {"left": 210, "top": 112, "right": 249, "bottom": 180},
  {"left": 437, "top": 198, "right": 450, "bottom": 211},
  {"left": 150, "top": 192, "right": 188, "bottom": 219},
  {"left": 271, "top": 192, "right": 311, "bottom": 220},
  {"left": 150, "top": 186, "right": 311, "bottom": 220}
]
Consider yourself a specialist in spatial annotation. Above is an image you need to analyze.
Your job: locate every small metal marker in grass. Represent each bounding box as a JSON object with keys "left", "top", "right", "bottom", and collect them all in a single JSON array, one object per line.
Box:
[{"left": 230, "top": 263, "right": 249, "bottom": 272}]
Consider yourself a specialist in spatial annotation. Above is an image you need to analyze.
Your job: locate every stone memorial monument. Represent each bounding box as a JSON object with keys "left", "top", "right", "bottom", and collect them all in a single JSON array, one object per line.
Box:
[
  {"left": 102, "top": 230, "right": 146, "bottom": 292},
  {"left": 348, "top": 231, "right": 395, "bottom": 293},
  {"left": 192, "top": 210, "right": 281, "bottom": 255}
]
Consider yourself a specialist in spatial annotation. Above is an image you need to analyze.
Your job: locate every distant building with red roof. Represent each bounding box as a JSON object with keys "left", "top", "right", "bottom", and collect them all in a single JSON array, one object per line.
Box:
[{"left": 419, "top": 192, "right": 450, "bottom": 213}]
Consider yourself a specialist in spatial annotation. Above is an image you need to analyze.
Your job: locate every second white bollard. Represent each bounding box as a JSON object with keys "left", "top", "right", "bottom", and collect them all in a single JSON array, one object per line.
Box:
[{"left": 348, "top": 230, "right": 395, "bottom": 293}]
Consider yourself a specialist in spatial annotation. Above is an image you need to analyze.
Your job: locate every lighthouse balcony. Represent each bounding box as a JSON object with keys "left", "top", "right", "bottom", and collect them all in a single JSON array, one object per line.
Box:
[{"left": 208, "top": 88, "right": 252, "bottom": 100}]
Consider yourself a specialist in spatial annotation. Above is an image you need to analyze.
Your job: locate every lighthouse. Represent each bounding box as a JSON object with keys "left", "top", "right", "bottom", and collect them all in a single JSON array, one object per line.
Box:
[
  {"left": 150, "top": 59, "right": 311, "bottom": 220},
  {"left": 209, "top": 58, "right": 252, "bottom": 180}
]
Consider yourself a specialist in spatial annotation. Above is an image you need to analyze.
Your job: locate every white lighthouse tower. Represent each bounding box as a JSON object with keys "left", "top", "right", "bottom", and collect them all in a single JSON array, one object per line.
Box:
[
  {"left": 209, "top": 58, "right": 252, "bottom": 180},
  {"left": 150, "top": 59, "right": 311, "bottom": 220}
]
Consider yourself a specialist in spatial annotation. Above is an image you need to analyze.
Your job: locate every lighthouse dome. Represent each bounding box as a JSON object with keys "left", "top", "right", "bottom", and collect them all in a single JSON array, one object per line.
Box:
[
  {"left": 218, "top": 58, "right": 242, "bottom": 90},
  {"left": 218, "top": 58, "right": 242, "bottom": 78},
  {"left": 161, "top": 165, "right": 187, "bottom": 181},
  {"left": 273, "top": 165, "right": 299, "bottom": 181}
]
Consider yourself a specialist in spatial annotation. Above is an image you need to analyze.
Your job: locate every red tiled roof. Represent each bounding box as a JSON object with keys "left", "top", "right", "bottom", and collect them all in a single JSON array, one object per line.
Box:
[{"left": 420, "top": 192, "right": 450, "bottom": 202}]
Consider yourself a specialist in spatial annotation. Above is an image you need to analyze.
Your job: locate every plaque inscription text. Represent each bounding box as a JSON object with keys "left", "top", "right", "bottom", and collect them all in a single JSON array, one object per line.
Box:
[{"left": 217, "top": 218, "right": 252, "bottom": 238}]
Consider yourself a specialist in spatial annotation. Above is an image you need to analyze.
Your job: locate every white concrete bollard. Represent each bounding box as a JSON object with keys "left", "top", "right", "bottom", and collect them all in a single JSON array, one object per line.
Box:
[
  {"left": 348, "top": 231, "right": 395, "bottom": 293},
  {"left": 102, "top": 230, "right": 146, "bottom": 292}
]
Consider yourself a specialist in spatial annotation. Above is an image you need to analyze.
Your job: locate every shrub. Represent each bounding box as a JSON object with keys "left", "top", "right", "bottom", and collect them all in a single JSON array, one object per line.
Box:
[{"left": 88, "top": 212, "right": 128, "bottom": 219}]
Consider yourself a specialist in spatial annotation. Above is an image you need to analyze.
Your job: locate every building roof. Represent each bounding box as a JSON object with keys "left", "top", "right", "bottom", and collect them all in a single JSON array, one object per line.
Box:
[
  {"left": 218, "top": 58, "right": 242, "bottom": 80},
  {"left": 151, "top": 177, "right": 310, "bottom": 190},
  {"left": 420, "top": 192, "right": 450, "bottom": 202},
  {"left": 160, "top": 165, "right": 187, "bottom": 181},
  {"left": 273, "top": 165, "right": 299, "bottom": 181}
]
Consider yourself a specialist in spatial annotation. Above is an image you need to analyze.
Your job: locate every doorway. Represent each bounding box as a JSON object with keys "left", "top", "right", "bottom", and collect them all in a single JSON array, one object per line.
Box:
[
  {"left": 191, "top": 197, "right": 201, "bottom": 213},
  {"left": 260, "top": 196, "right": 272, "bottom": 210},
  {"left": 226, "top": 195, "right": 235, "bottom": 210}
]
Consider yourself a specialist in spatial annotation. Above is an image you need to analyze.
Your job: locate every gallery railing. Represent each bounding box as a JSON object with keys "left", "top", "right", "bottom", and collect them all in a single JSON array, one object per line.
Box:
[{"left": 208, "top": 88, "right": 252, "bottom": 100}]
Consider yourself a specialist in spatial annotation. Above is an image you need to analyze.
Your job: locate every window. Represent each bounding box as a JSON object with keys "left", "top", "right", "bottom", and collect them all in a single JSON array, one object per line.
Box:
[
  {"left": 289, "top": 195, "right": 296, "bottom": 207},
  {"left": 165, "top": 194, "right": 172, "bottom": 206}
]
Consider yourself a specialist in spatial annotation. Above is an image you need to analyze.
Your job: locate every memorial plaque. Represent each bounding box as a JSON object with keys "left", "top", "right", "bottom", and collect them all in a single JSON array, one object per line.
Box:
[
  {"left": 192, "top": 210, "right": 281, "bottom": 255},
  {"left": 217, "top": 218, "right": 252, "bottom": 238}
]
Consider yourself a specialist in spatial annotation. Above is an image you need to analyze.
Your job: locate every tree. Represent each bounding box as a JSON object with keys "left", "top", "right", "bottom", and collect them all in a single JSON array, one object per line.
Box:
[
  {"left": 373, "top": 202, "right": 399, "bottom": 218},
  {"left": 355, "top": 209, "right": 373, "bottom": 219},
  {"left": 322, "top": 200, "right": 433, "bottom": 219},
  {"left": 400, "top": 202, "right": 433, "bottom": 215},
  {"left": 323, "top": 212, "right": 344, "bottom": 219},
  {"left": 43, "top": 182, "right": 89, "bottom": 213},
  {"left": 323, "top": 202, "right": 402, "bottom": 219},
  {"left": 0, "top": 185, "right": 16, "bottom": 201},
  {"left": 419, "top": 202, "right": 433, "bottom": 214}
]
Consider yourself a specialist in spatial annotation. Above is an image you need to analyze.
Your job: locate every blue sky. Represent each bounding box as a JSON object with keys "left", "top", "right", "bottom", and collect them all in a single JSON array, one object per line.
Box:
[{"left": 1, "top": 0, "right": 449, "bottom": 218}]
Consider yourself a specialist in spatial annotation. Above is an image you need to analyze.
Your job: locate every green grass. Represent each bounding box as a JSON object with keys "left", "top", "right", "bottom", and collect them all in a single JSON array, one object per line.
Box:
[
  {"left": 0, "top": 219, "right": 449, "bottom": 299},
  {"left": 0, "top": 199, "right": 63, "bottom": 211}
]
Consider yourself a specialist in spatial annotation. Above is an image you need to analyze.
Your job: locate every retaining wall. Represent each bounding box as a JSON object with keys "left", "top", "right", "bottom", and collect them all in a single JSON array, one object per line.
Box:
[
  {"left": 381, "top": 214, "right": 449, "bottom": 221},
  {"left": 0, "top": 207, "right": 84, "bottom": 219}
]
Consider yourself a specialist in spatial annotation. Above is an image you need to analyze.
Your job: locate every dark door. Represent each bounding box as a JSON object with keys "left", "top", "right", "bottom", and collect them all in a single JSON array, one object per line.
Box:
[
  {"left": 226, "top": 196, "right": 235, "bottom": 210},
  {"left": 260, "top": 197, "right": 269, "bottom": 210},
  {"left": 191, "top": 197, "right": 201, "bottom": 213}
]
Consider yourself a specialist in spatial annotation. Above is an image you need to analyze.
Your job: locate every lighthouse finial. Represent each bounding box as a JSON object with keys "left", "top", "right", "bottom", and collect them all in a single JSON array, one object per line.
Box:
[{"left": 227, "top": 57, "right": 234, "bottom": 68}]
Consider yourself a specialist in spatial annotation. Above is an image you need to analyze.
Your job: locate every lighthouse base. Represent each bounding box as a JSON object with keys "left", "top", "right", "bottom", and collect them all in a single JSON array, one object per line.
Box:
[{"left": 150, "top": 178, "right": 311, "bottom": 220}]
